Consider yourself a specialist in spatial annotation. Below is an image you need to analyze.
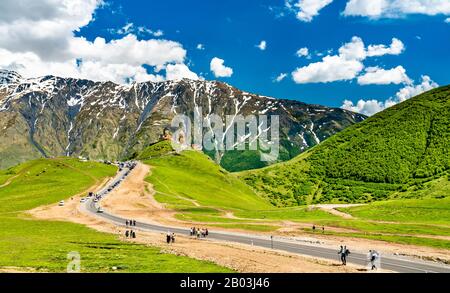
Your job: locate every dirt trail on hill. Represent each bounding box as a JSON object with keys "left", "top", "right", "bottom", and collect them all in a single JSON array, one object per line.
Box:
[
  {"left": 311, "top": 204, "right": 365, "bottom": 219},
  {"left": 0, "top": 173, "right": 21, "bottom": 188},
  {"left": 0, "top": 164, "right": 35, "bottom": 188}
]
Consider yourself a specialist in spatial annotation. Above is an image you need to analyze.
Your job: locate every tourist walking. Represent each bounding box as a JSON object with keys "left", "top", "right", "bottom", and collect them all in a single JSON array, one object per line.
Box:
[
  {"left": 338, "top": 245, "right": 348, "bottom": 265},
  {"left": 368, "top": 250, "right": 379, "bottom": 270},
  {"left": 343, "top": 246, "right": 350, "bottom": 265}
]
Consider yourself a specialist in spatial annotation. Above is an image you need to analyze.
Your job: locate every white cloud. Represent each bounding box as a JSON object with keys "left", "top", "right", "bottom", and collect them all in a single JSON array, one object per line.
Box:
[
  {"left": 256, "top": 40, "right": 267, "bottom": 50},
  {"left": 165, "top": 63, "right": 199, "bottom": 80},
  {"left": 274, "top": 73, "right": 287, "bottom": 82},
  {"left": 342, "top": 75, "right": 438, "bottom": 116},
  {"left": 196, "top": 43, "right": 205, "bottom": 50},
  {"left": 291, "top": 36, "right": 406, "bottom": 84},
  {"left": 296, "top": 47, "right": 309, "bottom": 58},
  {"left": 292, "top": 55, "right": 364, "bottom": 83},
  {"left": 338, "top": 36, "right": 366, "bottom": 60},
  {"left": 341, "top": 99, "right": 385, "bottom": 116},
  {"left": 210, "top": 57, "right": 233, "bottom": 78},
  {"left": 69, "top": 35, "right": 186, "bottom": 67},
  {"left": 109, "top": 23, "right": 164, "bottom": 38},
  {"left": 367, "top": 38, "right": 404, "bottom": 57},
  {"left": 343, "top": 0, "right": 450, "bottom": 19},
  {"left": 137, "top": 27, "right": 164, "bottom": 37},
  {"left": 288, "top": 0, "right": 334, "bottom": 22},
  {"left": 0, "top": 0, "right": 197, "bottom": 84},
  {"left": 115, "top": 23, "right": 134, "bottom": 35},
  {"left": 0, "top": 0, "right": 100, "bottom": 60},
  {"left": 357, "top": 65, "right": 411, "bottom": 85},
  {"left": 394, "top": 75, "right": 438, "bottom": 103}
]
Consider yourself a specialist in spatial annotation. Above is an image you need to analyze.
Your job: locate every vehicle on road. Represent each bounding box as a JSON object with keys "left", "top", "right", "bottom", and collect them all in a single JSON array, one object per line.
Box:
[
  {"left": 58, "top": 200, "right": 65, "bottom": 206},
  {"left": 80, "top": 198, "right": 86, "bottom": 203},
  {"left": 97, "top": 208, "right": 104, "bottom": 213}
]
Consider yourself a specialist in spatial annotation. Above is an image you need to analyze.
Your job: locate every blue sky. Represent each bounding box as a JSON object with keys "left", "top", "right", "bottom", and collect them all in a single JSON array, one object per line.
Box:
[{"left": 1, "top": 0, "right": 449, "bottom": 115}]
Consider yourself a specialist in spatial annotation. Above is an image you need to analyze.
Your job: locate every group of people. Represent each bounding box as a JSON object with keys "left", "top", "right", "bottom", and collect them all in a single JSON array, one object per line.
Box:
[
  {"left": 190, "top": 227, "right": 208, "bottom": 238},
  {"left": 126, "top": 219, "right": 137, "bottom": 227},
  {"left": 123, "top": 220, "right": 137, "bottom": 239},
  {"left": 125, "top": 230, "right": 136, "bottom": 239},
  {"left": 338, "top": 245, "right": 351, "bottom": 265},
  {"left": 338, "top": 245, "right": 380, "bottom": 270},
  {"left": 166, "top": 231, "right": 175, "bottom": 244}
]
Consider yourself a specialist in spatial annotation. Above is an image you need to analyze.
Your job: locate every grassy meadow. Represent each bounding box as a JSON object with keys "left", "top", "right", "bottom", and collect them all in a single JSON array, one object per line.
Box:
[{"left": 0, "top": 158, "right": 231, "bottom": 272}]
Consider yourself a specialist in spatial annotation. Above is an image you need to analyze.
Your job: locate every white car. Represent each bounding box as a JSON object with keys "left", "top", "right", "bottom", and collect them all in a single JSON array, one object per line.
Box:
[
  {"left": 58, "top": 200, "right": 65, "bottom": 206},
  {"left": 80, "top": 198, "right": 87, "bottom": 203},
  {"left": 97, "top": 208, "right": 104, "bottom": 213},
  {"left": 93, "top": 198, "right": 99, "bottom": 203}
]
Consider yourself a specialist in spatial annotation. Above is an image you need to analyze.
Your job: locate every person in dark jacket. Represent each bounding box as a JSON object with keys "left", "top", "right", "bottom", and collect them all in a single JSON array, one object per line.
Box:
[{"left": 338, "top": 246, "right": 346, "bottom": 265}]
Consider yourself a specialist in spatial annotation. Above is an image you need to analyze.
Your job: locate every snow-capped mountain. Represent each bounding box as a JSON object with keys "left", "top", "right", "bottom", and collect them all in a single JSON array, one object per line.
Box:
[{"left": 0, "top": 70, "right": 365, "bottom": 170}]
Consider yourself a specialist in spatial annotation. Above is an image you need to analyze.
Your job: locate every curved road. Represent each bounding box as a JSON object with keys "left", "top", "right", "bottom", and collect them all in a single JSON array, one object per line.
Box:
[{"left": 82, "top": 165, "right": 450, "bottom": 273}]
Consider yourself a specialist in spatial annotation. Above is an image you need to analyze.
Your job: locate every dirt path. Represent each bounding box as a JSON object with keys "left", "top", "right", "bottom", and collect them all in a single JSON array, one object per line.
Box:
[
  {"left": 0, "top": 163, "right": 36, "bottom": 188},
  {"left": 0, "top": 173, "right": 21, "bottom": 188},
  {"left": 311, "top": 204, "right": 365, "bottom": 219}
]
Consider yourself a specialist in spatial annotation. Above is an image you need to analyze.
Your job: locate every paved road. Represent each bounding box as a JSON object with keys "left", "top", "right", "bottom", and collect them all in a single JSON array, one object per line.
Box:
[{"left": 82, "top": 166, "right": 450, "bottom": 273}]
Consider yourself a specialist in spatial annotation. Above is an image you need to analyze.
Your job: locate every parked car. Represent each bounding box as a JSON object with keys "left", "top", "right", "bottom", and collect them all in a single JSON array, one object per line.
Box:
[
  {"left": 80, "top": 198, "right": 86, "bottom": 203},
  {"left": 58, "top": 200, "right": 65, "bottom": 206}
]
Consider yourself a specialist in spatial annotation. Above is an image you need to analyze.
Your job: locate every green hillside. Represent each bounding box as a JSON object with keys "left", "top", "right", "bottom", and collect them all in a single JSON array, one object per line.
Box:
[
  {"left": 144, "top": 150, "right": 273, "bottom": 211},
  {"left": 0, "top": 158, "right": 230, "bottom": 272},
  {"left": 136, "top": 140, "right": 174, "bottom": 160},
  {"left": 240, "top": 85, "right": 450, "bottom": 206},
  {"left": 142, "top": 146, "right": 450, "bottom": 250}
]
